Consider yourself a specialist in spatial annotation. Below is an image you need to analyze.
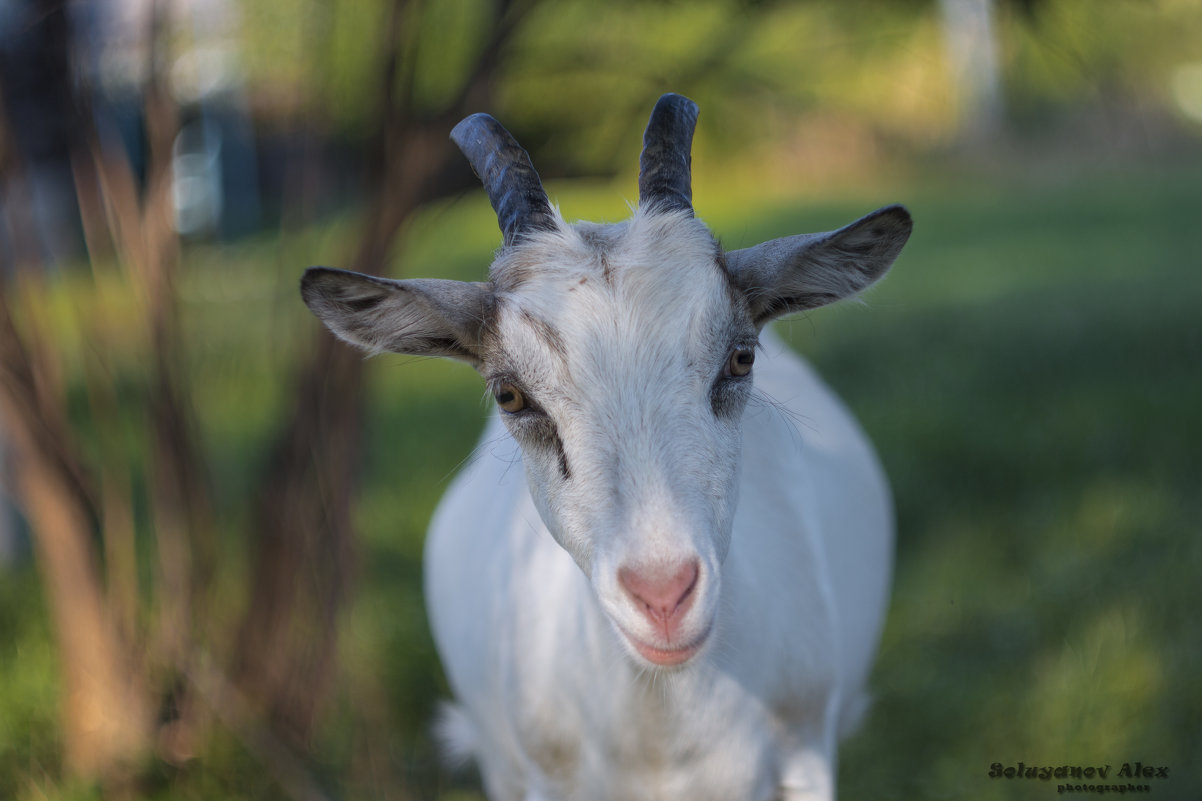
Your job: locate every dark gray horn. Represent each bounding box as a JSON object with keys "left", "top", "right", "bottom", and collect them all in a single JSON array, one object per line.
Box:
[
  {"left": 451, "top": 113, "right": 556, "bottom": 246},
  {"left": 639, "top": 93, "right": 699, "bottom": 215}
]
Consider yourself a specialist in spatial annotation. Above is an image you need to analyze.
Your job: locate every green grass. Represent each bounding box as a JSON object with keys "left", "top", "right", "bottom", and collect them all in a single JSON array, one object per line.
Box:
[
  {"left": 1, "top": 161, "right": 1199, "bottom": 799},
  {"left": 805, "top": 167, "right": 1202, "bottom": 801}
]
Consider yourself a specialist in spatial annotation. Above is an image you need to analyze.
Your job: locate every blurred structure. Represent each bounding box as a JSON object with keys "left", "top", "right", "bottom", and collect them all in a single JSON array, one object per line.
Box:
[
  {"left": 0, "top": 0, "right": 260, "bottom": 272},
  {"left": 939, "top": 0, "right": 1004, "bottom": 144},
  {"left": 0, "top": 0, "right": 84, "bottom": 269}
]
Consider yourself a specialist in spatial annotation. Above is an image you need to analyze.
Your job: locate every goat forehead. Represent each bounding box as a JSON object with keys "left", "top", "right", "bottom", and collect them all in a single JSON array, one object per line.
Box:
[{"left": 490, "top": 212, "right": 738, "bottom": 355}]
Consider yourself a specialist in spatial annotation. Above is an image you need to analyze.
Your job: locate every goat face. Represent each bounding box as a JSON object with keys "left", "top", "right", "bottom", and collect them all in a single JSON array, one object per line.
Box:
[
  {"left": 300, "top": 94, "right": 911, "bottom": 669},
  {"left": 480, "top": 211, "right": 755, "bottom": 666}
]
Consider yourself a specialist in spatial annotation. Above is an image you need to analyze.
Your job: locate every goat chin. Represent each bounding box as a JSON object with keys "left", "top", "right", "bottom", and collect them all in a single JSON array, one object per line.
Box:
[{"left": 617, "top": 621, "right": 713, "bottom": 668}]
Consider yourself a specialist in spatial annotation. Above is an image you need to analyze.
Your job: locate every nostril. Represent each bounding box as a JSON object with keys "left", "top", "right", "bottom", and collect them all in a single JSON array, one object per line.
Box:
[{"left": 618, "top": 560, "right": 700, "bottom": 621}]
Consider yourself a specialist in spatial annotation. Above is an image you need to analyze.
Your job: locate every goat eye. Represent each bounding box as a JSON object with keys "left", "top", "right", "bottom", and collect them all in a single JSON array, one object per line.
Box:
[
  {"left": 494, "top": 383, "right": 527, "bottom": 413},
  {"left": 726, "top": 348, "right": 754, "bottom": 378}
]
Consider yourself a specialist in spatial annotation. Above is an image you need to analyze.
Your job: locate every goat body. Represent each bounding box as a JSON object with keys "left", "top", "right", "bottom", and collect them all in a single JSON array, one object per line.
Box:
[
  {"left": 302, "top": 95, "right": 910, "bottom": 801},
  {"left": 428, "top": 329, "right": 891, "bottom": 801}
]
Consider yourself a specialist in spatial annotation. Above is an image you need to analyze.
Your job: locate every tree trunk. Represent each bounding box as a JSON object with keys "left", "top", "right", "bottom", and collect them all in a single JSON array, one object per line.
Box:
[
  {"left": 229, "top": 0, "right": 491, "bottom": 745},
  {"left": 0, "top": 297, "right": 152, "bottom": 780},
  {"left": 233, "top": 334, "right": 364, "bottom": 744}
]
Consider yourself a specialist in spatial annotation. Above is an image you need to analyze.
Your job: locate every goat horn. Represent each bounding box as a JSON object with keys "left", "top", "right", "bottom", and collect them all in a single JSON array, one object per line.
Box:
[
  {"left": 451, "top": 113, "right": 556, "bottom": 247},
  {"left": 639, "top": 93, "right": 699, "bottom": 216}
]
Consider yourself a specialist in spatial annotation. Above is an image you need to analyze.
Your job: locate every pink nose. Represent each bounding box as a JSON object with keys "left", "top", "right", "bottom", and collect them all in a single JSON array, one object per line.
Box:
[{"left": 618, "top": 559, "right": 700, "bottom": 638}]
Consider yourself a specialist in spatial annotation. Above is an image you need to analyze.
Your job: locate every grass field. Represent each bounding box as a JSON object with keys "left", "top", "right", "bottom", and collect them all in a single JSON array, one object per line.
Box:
[
  {"left": 1, "top": 159, "right": 1199, "bottom": 800},
  {"left": 808, "top": 167, "right": 1202, "bottom": 800}
]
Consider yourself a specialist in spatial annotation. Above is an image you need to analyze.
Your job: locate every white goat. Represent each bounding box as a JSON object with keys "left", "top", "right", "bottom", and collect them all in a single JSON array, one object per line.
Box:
[{"left": 302, "top": 94, "right": 911, "bottom": 801}]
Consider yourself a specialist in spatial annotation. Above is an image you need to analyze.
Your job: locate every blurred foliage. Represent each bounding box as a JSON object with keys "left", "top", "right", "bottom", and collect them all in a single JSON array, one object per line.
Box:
[
  {"left": 1004, "top": 0, "right": 1202, "bottom": 109},
  {"left": 233, "top": 0, "right": 1202, "bottom": 163}
]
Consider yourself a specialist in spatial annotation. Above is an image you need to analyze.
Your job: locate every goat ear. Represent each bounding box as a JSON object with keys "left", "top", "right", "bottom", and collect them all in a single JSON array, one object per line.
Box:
[
  {"left": 726, "top": 205, "right": 912, "bottom": 326},
  {"left": 301, "top": 267, "right": 491, "bottom": 365}
]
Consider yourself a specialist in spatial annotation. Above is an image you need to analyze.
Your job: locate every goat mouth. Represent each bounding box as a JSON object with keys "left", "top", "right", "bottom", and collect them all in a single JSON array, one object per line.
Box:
[{"left": 623, "top": 625, "right": 711, "bottom": 668}]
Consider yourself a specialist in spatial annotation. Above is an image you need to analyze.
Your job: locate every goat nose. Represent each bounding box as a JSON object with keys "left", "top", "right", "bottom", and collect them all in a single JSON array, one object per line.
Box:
[{"left": 618, "top": 560, "right": 700, "bottom": 625}]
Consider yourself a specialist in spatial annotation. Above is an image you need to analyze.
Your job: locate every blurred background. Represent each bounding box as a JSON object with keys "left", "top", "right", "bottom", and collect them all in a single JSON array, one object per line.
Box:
[{"left": 0, "top": 0, "right": 1199, "bottom": 799}]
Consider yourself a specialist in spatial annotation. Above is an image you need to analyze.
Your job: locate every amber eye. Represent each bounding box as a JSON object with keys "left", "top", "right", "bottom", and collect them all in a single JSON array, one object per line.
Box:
[
  {"left": 494, "top": 383, "right": 527, "bottom": 413},
  {"left": 726, "top": 348, "right": 755, "bottom": 378}
]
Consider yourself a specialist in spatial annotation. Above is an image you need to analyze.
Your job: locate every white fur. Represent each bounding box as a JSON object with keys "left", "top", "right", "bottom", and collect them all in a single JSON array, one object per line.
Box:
[{"left": 420, "top": 210, "right": 894, "bottom": 801}]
